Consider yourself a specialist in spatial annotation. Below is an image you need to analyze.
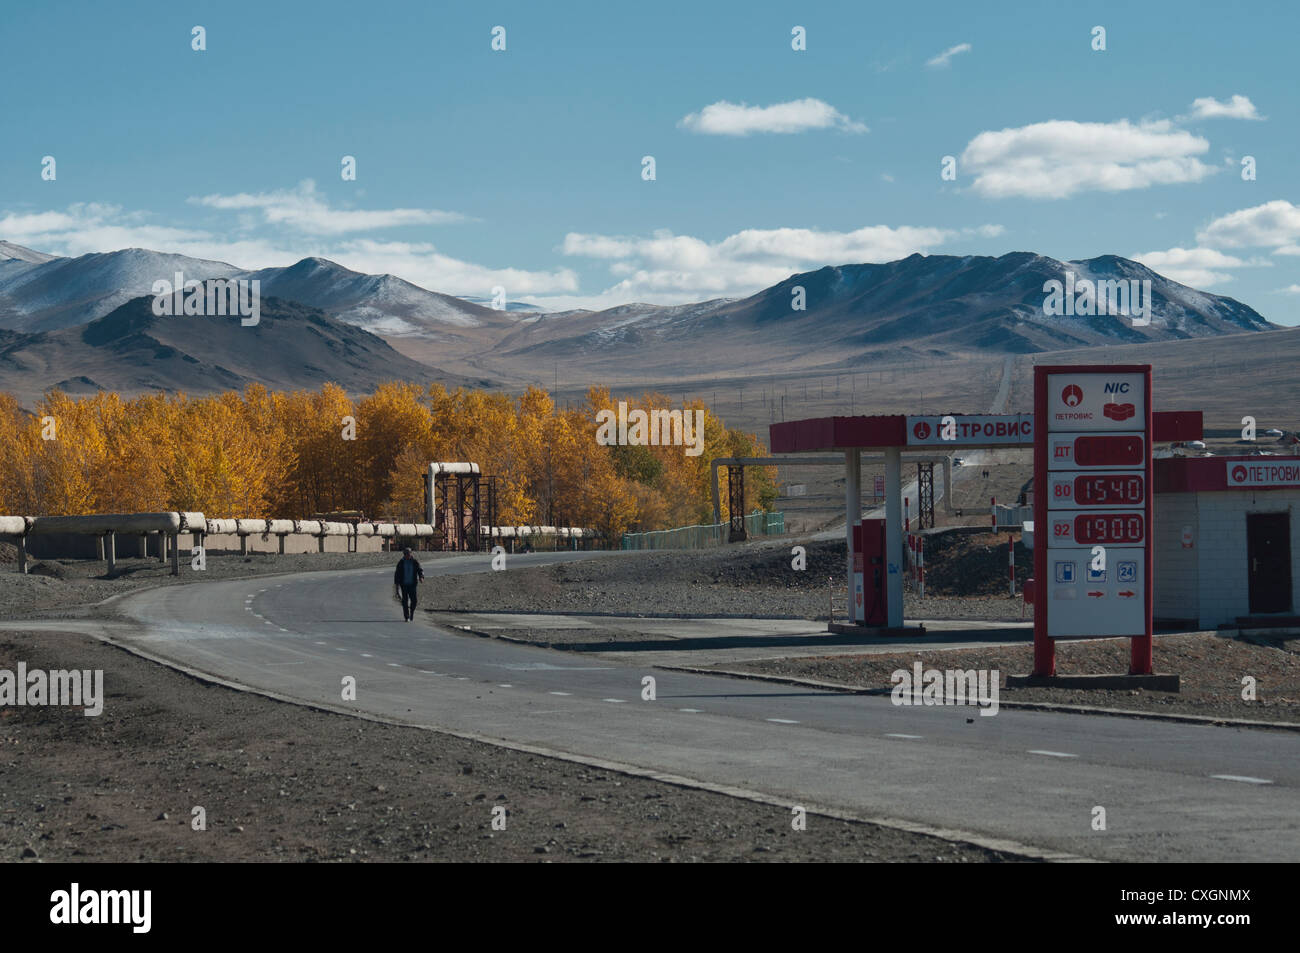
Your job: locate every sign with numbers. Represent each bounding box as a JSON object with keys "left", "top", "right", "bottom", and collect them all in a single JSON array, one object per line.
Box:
[{"left": 1034, "top": 366, "right": 1153, "bottom": 667}]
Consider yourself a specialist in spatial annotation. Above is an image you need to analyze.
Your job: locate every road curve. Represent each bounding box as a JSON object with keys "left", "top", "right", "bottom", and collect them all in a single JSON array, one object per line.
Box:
[{"left": 98, "top": 553, "right": 1300, "bottom": 862}]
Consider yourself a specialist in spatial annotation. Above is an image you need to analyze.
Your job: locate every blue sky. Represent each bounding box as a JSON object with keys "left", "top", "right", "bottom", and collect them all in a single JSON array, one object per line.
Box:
[{"left": 3, "top": 0, "right": 1299, "bottom": 323}]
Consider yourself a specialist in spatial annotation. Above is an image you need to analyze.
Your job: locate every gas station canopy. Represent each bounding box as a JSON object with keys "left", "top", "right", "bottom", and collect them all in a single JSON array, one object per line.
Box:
[{"left": 771, "top": 412, "right": 1203, "bottom": 453}]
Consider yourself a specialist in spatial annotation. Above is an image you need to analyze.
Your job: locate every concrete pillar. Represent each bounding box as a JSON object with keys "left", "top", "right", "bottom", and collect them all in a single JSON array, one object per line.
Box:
[
  {"left": 17, "top": 536, "right": 27, "bottom": 575},
  {"left": 844, "top": 448, "right": 861, "bottom": 623},
  {"left": 278, "top": 534, "right": 286, "bottom": 555},
  {"left": 170, "top": 533, "right": 179, "bottom": 576},
  {"left": 105, "top": 532, "right": 116, "bottom": 574},
  {"left": 96, "top": 535, "right": 105, "bottom": 561},
  {"left": 239, "top": 534, "right": 248, "bottom": 556},
  {"left": 884, "top": 446, "right": 904, "bottom": 628},
  {"left": 138, "top": 533, "right": 147, "bottom": 558},
  {"left": 159, "top": 533, "right": 167, "bottom": 563},
  {"left": 317, "top": 535, "right": 325, "bottom": 553}
]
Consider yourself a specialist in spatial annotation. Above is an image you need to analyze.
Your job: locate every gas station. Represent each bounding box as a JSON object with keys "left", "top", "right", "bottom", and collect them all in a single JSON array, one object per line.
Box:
[{"left": 769, "top": 364, "right": 1206, "bottom": 678}]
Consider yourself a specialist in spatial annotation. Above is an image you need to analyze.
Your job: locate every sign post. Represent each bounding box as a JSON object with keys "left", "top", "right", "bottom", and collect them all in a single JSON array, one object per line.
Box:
[{"left": 1033, "top": 365, "right": 1153, "bottom": 676}]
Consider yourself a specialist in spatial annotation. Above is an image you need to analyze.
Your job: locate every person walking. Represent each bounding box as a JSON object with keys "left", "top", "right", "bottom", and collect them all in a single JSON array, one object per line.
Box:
[{"left": 393, "top": 547, "right": 425, "bottom": 621}]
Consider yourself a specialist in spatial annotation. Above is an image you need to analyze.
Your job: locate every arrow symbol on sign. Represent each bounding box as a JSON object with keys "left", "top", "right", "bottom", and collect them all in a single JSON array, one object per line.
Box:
[
  {"left": 1087, "top": 591, "right": 1105, "bottom": 598},
  {"left": 1118, "top": 590, "right": 1135, "bottom": 598}
]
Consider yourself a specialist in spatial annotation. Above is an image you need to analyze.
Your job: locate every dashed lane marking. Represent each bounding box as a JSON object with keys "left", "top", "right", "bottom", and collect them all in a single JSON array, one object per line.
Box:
[
  {"left": 886, "top": 733, "right": 923, "bottom": 739},
  {"left": 766, "top": 718, "right": 799, "bottom": 724},
  {"left": 1211, "top": 774, "right": 1273, "bottom": 785},
  {"left": 1028, "top": 750, "right": 1078, "bottom": 758}
]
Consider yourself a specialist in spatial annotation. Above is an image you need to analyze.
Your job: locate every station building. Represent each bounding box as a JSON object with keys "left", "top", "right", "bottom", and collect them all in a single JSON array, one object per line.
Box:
[{"left": 1154, "top": 456, "right": 1300, "bottom": 629}]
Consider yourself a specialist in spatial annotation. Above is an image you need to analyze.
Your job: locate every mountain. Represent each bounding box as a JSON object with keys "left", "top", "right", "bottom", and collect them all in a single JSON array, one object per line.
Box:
[
  {"left": 0, "top": 248, "right": 512, "bottom": 349},
  {"left": 0, "top": 241, "right": 56, "bottom": 264},
  {"left": 0, "top": 244, "right": 1279, "bottom": 394},
  {"left": 0, "top": 248, "right": 241, "bottom": 332},
  {"left": 0, "top": 293, "right": 485, "bottom": 405},
  {"left": 476, "top": 252, "right": 1276, "bottom": 382}
]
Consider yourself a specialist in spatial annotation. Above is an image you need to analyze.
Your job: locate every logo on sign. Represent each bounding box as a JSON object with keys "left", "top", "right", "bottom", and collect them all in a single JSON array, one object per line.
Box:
[
  {"left": 1061, "top": 384, "right": 1083, "bottom": 407},
  {"left": 1103, "top": 382, "right": 1130, "bottom": 394},
  {"left": 913, "top": 421, "right": 931, "bottom": 440},
  {"left": 1117, "top": 561, "right": 1137, "bottom": 583},
  {"left": 1054, "top": 561, "right": 1075, "bottom": 584},
  {"left": 1087, "top": 564, "right": 1106, "bottom": 583},
  {"left": 1232, "top": 465, "right": 1248, "bottom": 483},
  {"left": 1102, "top": 402, "right": 1135, "bottom": 421}
]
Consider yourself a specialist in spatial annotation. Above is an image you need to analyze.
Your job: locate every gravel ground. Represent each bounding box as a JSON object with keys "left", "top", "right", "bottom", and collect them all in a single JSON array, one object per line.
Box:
[
  {"left": 723, "top": 632, "right": 1300, "bottom": 724},
  {"left": 0, "top": 548, "right": 1019, "bottom": 863},
  {"left": 429, "top": 535, "right": 1031, "bottom": 623}
]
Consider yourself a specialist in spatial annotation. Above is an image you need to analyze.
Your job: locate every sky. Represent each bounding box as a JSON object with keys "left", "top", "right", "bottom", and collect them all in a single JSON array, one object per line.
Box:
[{"left": 3, "top": 0, "right": 1299, "bottom": 323}]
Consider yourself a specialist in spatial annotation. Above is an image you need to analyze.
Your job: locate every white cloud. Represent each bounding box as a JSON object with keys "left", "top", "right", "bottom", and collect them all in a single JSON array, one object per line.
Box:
[
  {"left": 0, "top": 202, "right": 576, "bottom": 297},
  {"left": 678, "top": 99, "right": 867, "bottom": 136},
  {"left": 1131, "top": 246, "right": 1273, "bottom": 288},
  {"left": 960, "top": 119, "right": 1214, "bottom": 199},
  {"left": 556, "top": 223, "right": 1003, "bottom": 305},
  {"left": 1197, "top": 200, "right": 1300, "bottom": 249},
  {"left": 188, "top": 180, "right": 467, "bottom": 234},
  {"left": 1279, "top": 284, "right": 1300, "bottom": 294},
  {"left": 926, "top": 43, "right": 971, "bottom": 68},
  {"left": 1189, "top": 95, "right": 1263, "bottom": 120}
]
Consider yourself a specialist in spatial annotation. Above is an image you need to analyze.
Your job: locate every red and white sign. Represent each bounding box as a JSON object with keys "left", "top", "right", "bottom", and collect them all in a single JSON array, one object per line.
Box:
[
  {"left": 1227, "top": 460, "right": 1300, "bottom": 488},
  {"left": 1048, "top": 471, "right": 1146, "bottom": 507},
  {"left": 1035, "top": 366, "right": 1153, "bottom": 665},
  {"left": 1046, "top": 372, "right": 1146, "bottom": 432},
  {"left": 905, "top": 414, "right": 1033, "bottom": 446},
  {"left": 1048, "top": 432, "right": 1145, "bottom": 469}
]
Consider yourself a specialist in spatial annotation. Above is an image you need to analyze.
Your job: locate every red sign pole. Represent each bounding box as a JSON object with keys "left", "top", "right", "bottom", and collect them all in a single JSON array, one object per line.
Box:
[
  {"left": 1031, "top": 369, "right": 1054, "bottom": 676},
  {"left": 1131, "top": 369, "right": 1154, "bottom": 675}
]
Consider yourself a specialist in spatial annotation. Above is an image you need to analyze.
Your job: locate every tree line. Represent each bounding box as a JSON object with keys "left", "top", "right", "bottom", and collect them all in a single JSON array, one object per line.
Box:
[{"left": 0, "top": 383, "right": 776, "bottom": 541}]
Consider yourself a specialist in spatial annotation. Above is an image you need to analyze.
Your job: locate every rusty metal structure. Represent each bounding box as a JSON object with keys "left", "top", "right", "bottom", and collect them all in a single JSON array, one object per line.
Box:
[
  {"left": 917, "top": 462, "right": 935, "bottom": 530},
  {"left": 727, "top": 465, "right": 746, "bottom": 542}
]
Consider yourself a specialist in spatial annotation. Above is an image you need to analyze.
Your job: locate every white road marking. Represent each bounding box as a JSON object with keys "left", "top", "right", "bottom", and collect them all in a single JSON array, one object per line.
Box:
[
  {"left": 387, "top": 663, "right": 401, "bottom": 667},
  {"left": 360, "top": 653, "right": 373, "bottom": 658},
  {"left": 1211, "top": 774, "right": 1273, "bottom": 785},
  {"left": 886, "top": 733, "right": 924, "bottom": 739},
  {"left": 549, "top": 691, "right": 572, "bottom": 696},
  {"left": 277, "top": 627, "right": 288, "bottom": 633},
  {"left": 313, "top": 641, "right": 327, "bottom": 646},
  {"left": 678, "top": 708, "right": 703, "bottom": 713},
  {"left": 603, "top": 698, "right": 626, "bottom": 704},
  {"left": 498, "top": 684, "right": 513, "bottom": 688},
  {"left": 417, "top": 670, "right": 440, "bottom": 675},
  {"left": 1028, "top": 750, "right": 1078, "bottom": 758},
  {"left": 766, "top": 718, "right": 799, "bottom": 724}
]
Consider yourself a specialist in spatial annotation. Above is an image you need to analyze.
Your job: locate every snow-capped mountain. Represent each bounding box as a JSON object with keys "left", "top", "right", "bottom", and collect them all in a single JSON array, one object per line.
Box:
[{"left": 0, "top": 246, "right": 506, "bottom": 340}]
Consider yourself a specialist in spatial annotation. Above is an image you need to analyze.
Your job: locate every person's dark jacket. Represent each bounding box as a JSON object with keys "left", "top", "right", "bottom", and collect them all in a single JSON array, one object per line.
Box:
[{"left": 394, "top": 556, "right": 425, "bottom": 587}]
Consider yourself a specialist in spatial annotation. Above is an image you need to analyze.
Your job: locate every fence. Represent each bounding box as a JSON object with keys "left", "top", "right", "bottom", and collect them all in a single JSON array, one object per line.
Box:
[{"left": 620, "top": 511, "right": 785, "bottom": 551}]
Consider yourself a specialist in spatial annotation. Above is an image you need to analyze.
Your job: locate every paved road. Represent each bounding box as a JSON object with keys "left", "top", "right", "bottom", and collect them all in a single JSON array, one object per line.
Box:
[{"left": 81, "top": 554, "right": 1300, "bottom": 861}]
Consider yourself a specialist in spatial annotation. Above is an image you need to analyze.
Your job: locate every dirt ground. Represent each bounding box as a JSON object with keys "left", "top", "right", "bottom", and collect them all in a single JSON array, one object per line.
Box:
[
  {"left": 723, "top": 632, "right": 1300, "bottom": 725},
  {"left": 0, "top": 550, "right": 1020, "bottom": 863},
  {"left": 429, "top": 534, "right": 1033, "bottom": 622}
]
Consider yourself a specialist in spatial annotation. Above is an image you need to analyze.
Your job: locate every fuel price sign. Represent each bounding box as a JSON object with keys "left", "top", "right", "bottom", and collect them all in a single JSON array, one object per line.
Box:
[{"left": 1034, "top": 366, "right": 1153, "bottom": 668}]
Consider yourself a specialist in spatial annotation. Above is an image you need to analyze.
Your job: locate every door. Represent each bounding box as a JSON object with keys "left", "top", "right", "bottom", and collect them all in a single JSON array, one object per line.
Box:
[{"left": 1247, "top": 513, "right": 1292, "bottom": 614}]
